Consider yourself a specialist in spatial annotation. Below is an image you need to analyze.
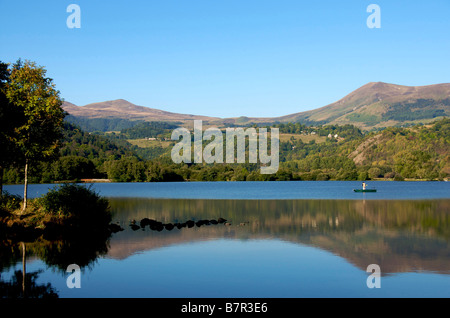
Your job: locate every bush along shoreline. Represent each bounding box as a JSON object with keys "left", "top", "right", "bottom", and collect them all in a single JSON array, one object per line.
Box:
[{"left": 0, "top": 184, "right": 123, "bottom": 242}]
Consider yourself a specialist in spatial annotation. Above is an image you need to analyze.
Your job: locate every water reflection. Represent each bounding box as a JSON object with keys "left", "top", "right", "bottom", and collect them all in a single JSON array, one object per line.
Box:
[
  {"left": 1, "top": 198, "right": 449, "bottom": 298},
  {"left": 0, "top": 269, "right": 58, "bottom": 298},
  {"left": 0, "top": 226, "right": 112, "bottom": 298},
  {"left": 107, "top": 198, "right": 450, "bottom": 275}
]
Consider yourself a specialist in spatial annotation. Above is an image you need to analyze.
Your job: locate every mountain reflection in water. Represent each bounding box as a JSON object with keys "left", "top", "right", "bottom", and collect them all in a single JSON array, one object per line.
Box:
[
  {"left": 1, "top": 198, "right": 448, "bottom": 298},
  {"left": 106, "top": 198, "right": 450, "bottom": 275}
]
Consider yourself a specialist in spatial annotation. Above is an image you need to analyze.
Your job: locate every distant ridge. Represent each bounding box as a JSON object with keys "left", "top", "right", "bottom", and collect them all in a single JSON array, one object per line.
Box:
[
  {"left": 63, "top": 99, "right": 219, "bottom": 122},
  {"left": 63, "top": 82, "right": 450, "bottom": 129},
  {"left": 276, "top": 82, "right": 450, "bottom": 128}
]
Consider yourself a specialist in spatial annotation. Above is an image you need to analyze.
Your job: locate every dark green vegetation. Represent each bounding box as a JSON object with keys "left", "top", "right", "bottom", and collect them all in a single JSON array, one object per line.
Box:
[
  {"left": 37, "top": 184, "right": 111, "bottom": 227},
  {"left": 65, "top": 115, "right": 146, "bottom": 133},
  {"left": 0, "top": 184, "right": 113, "bottom": 239},
  {"left": 113, "top": 121, "right": 180, "bottom": 139},
  {"left": 2, "top": 118, "right": 448, "bottom": 183},
  {"left": 0, "top": 59, "right": 66, "bottom": 212},
  {"left": 382, "top": 98, "right": 450, "bottom": 122}
]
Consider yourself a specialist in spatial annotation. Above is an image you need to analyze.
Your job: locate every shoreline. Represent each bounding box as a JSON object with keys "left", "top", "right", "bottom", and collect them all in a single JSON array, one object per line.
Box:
[
  {"left": 3, "top": 178, "right": 448, "bottom": 187},
  {"left": 0, "top": 209, "right": 123, "bottom": 242}
]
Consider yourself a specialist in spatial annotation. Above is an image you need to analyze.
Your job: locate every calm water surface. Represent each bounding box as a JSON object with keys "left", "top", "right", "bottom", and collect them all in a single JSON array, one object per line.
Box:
[
  {"left": 1, "top": 181, "right": 449, "bottom": 298},
  {"left": 4, "top": 180, "right": 450, "bottom": 200}
]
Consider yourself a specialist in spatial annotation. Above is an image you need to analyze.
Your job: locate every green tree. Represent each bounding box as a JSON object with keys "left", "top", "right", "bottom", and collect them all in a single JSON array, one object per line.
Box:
[
  {"left": 0, "top": 61, "right": 11, "bottom": 197},
  {"left": 368, "top": 167, "right": 382, "bottom": 179},
  {"left": 0, "top": 61, "right": 25, "bottom": 197},
  {"left": 5, "top": 60, "right": 66, "bottom": 212}
]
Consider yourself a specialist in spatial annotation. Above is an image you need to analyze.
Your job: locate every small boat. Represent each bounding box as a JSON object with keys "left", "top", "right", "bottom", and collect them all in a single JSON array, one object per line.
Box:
[{"left": 353, "top": 189, "right": 377, "bottom": 192}]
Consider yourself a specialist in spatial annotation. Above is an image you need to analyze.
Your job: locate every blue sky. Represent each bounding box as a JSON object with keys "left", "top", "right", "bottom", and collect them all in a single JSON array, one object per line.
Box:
[{"left": 1, "top": 0, "right": 449, "bottom": 117}]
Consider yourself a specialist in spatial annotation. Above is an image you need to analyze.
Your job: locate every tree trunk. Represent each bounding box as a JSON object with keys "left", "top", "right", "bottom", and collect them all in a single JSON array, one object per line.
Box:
[
  {"left": 22, "top": 241, "right": 26, "bottom": 298},
  {"left": 21, "top": 161, "right": 28, "bottom": 213}
]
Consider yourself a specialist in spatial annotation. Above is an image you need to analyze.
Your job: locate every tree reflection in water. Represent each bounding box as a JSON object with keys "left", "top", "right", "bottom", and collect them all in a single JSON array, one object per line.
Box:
[
  {"left": 0, "top": 269, "right": 58, "bottom": 298},
  {"left": 107, "top": 198, "right": 450, "bottom": 275},
  {"left": 0, "top": 225, "right": 112, "bottom": 298}
]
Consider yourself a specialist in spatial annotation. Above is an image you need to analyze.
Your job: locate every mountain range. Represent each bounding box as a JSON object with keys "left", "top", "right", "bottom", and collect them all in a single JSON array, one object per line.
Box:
[{"left": 63, "top": 82, "right": 450, "bottom": 130}]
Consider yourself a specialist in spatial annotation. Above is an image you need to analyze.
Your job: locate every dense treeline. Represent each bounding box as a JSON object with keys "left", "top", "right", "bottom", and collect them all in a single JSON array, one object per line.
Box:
[
  {"left": 3, "top": 122, "right": 138, "bottom": 183},
  {"left": 119, "top": 121, "right": 180, "bottom": 139},
  {"left": 2, "top": 118, "right": 449, "bottom": 184},
  {"left": 60, "top": 122, "right": 136, "bottom": 161},
  {"left": 65, "top": 115, "right": 145, "bottom": 133},
  {"left": 65, "top": 115, "right": 181, "bottom": 138}
]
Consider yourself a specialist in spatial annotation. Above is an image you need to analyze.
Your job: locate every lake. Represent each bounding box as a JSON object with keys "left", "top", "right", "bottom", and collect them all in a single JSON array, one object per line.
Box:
[
  {"left": 3, "top": 180, "right": 450, "bottom": 200},
  {"left": 1, "top": 181, "right": 449, "bottom": 298}
]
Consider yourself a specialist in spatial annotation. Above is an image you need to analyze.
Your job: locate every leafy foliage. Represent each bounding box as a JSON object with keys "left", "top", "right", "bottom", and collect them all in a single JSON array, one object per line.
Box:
[
  {"left": 0, "top": 191, "right": 22, "bottom": 212},
  {"left": 0, "top": 61, "right": 24, "bottom": 168},
  {"left": 5, "top": 60, "right": 66, "bottom": 163},
  {"left": 119, "top": 121, "right": 180, "bottom": 139},
  {"left": 38, "top": 183, "right": 110, "bottom": 224},
  {"left": 60, "top": 122, "right": 136, "bottom": 162}
]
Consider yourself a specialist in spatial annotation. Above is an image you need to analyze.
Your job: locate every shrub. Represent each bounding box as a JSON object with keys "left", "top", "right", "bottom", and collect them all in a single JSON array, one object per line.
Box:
[
  {"left": 316, "top": 173, "right": 330, "bottom": 181},
  {"left": 38, "top": 184, "right": 111, "bottom": 226},
  {"left": 357, "top": 171, "right": 369, "bottom": 181},
  {"left": 0, "top": 191, "right": 22, "bottom": 212},
  {"left": 368, "top": 167, "right": 382, "bottom": 179},
  {"left": 384, "top": 171, "right": 395, "bottom": 179}
]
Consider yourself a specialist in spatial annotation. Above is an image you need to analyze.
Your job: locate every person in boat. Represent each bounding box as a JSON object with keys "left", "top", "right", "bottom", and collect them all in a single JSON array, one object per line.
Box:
[{"left": 362, "top": 182, "right": 367, "bottom": 190}]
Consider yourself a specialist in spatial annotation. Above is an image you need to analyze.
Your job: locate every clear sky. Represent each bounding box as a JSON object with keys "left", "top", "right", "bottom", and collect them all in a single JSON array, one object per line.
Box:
[{"left": 1, "top": 0, "right": 449, "bottom": 118}]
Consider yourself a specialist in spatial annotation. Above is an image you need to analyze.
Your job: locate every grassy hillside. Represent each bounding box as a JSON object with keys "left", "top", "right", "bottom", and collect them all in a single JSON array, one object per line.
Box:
[{"left": 279, "top": 82, "right": 450, "bottom": 130}]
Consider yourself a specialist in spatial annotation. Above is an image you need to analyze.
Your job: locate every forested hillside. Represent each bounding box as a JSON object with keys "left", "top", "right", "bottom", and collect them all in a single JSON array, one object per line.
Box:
[
  {"left": 2, "top": 118, "right": 449, "bottom": 184},
  {"left": 65, "top": 115, "right": 145, "bottom": 132},
  {"left": 280, "top": 119, "right": 449, "bottom": 181}
]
